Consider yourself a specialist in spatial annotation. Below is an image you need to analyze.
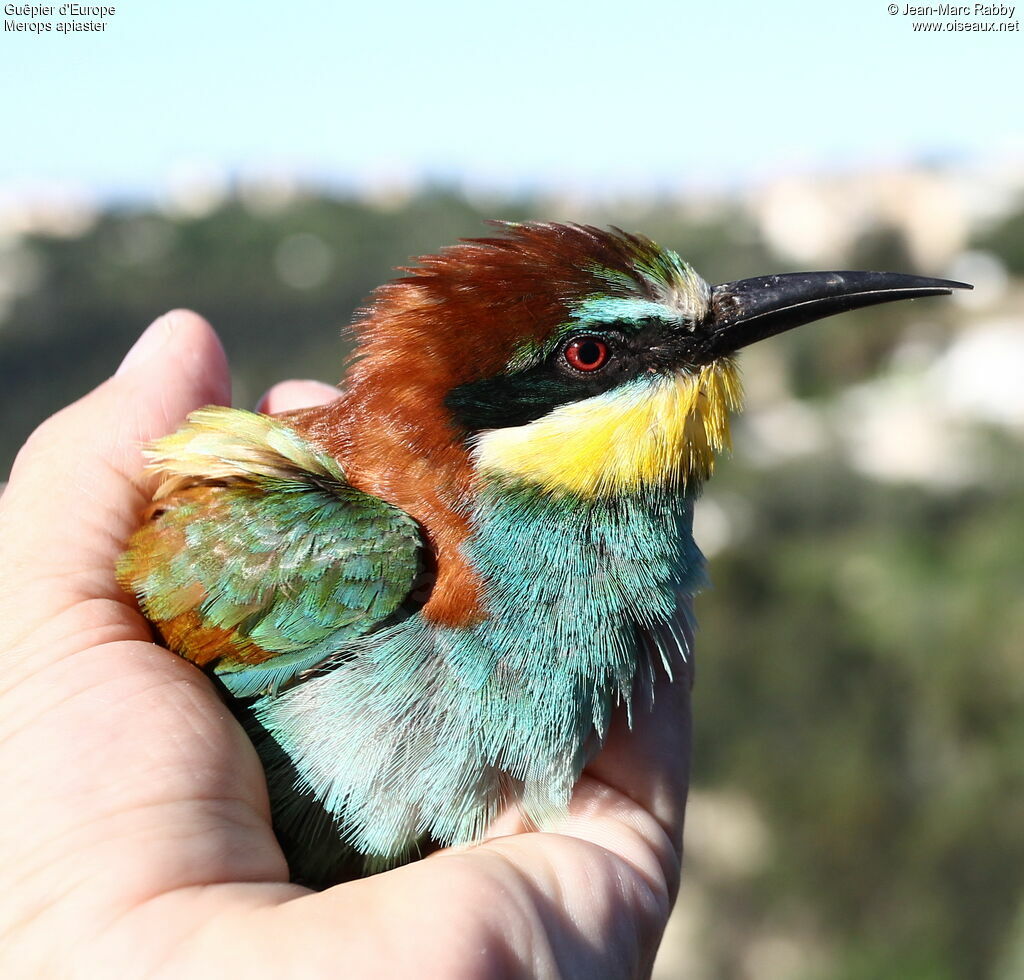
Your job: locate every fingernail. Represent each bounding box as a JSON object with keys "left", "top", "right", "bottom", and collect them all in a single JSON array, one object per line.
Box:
[
  {"left": 115, "top": 315, "right": 174, "bottom": 376},
  {"left": 256, "top": 380, "right": 340, "bottom": 415}
]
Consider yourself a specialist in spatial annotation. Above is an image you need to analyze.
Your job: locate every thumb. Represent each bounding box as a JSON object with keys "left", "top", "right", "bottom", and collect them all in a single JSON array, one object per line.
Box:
[{"left": 0, "top": 310, "right": 230, "bottom": 637}]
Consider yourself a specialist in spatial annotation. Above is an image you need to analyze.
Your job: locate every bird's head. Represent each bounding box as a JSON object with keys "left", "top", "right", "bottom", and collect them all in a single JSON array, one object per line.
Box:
[{"left": 340, "top": 222, "right": 967, "bottom": 500}]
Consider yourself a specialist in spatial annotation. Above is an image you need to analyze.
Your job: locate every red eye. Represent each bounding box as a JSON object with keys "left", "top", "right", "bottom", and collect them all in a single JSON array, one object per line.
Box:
[{"left": 564, "top": 337, "right": 609, "bottom": 372}]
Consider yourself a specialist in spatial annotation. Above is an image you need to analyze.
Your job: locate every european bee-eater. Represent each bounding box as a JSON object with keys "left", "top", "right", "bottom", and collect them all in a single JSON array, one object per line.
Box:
[{"left": 117, "top": 223, "right": 968, "bottom": 887}]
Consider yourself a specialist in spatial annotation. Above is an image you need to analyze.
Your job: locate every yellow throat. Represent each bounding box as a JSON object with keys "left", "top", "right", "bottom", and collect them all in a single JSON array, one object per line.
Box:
[{"left": 474, "top": 359, "right": 743, "bottom": 497}]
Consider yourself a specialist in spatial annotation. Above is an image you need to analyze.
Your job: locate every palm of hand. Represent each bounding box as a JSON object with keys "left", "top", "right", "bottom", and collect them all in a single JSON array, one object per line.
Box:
[{"left": 0, "top": 312, "right": 689, "bottom": 978}]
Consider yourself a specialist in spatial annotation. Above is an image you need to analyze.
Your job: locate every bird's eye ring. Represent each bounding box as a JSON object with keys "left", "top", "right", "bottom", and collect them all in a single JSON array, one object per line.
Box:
[{"left": 564, "top": 337, "right": 610, "bottom": 372}]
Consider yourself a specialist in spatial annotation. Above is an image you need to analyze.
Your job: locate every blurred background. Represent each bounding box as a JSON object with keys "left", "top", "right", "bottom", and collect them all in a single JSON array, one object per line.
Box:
[{"left": 2, "top": 1, "right": 1022, "bottom": 976}]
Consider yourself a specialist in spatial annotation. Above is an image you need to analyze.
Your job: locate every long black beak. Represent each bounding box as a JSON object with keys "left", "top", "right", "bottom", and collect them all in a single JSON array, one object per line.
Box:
[{"left": 704, "top": 271, "right": 972, "bottom": 358}]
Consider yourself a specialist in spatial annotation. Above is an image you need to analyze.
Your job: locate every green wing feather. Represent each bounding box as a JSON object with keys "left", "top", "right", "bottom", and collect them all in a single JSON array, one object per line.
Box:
[{"left": 118, "top": 407, "right": 424, "bottom": 698}]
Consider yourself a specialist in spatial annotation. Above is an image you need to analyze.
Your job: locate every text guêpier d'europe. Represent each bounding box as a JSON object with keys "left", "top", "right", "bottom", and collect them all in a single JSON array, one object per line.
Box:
[{"left": 4, "top": 4, "right": 115, "bottom": 33}]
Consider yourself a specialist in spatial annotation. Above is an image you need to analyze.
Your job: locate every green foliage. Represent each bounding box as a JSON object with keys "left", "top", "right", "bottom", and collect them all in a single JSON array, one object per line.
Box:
[
  {"left": 973, "top": 199, "right": 1024, "bottom": 274},
  {"left": 695, "top": 460, "right": 1024, "bottom": 978}
]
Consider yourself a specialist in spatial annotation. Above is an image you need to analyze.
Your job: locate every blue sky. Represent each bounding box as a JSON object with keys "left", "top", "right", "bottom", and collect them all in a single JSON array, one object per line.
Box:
[{"left": 1, "top": 0, "right": 1020, "bottom": 201}]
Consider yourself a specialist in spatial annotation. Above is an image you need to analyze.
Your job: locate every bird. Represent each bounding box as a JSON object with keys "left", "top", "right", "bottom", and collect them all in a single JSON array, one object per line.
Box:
[{"left": 117, "top": 222, "right": 969, "bottom": 887}]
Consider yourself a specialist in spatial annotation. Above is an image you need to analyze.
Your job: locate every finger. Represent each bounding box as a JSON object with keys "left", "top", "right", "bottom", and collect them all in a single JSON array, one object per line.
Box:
[
  {"left": 458, "top": 665, "right": 691, "bottom": 978},
  {"left": 205, "top": 784, "right": 679, "bottom": 978},
  {"left": 585, "top": 615, "right": 694, "bottom": 855},
  {"left": 566, "top": 670, "right": 691, "bottom": 886},
  {"left": 256, "top": 380, "right": 339, "bottom": 415},
  {"left": 0, "top": 312, "right": 291, "bottom": 928},
  {"left": 0, "top": 310, "right": 230, "bottom": 637},
  {"left": 467, "top": 624, "right": 693, "bottom": 974}
]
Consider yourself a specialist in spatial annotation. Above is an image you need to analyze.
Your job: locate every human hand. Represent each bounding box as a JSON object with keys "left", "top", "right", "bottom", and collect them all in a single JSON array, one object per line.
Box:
[{"left": 0, "top": 311, "right": 690, "bottom": 977}]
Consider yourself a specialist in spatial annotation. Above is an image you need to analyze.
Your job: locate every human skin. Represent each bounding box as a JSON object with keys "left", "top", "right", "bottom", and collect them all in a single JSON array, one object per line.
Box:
[{"left": 0, "top": 310, "right": 691, "bottom": 978}]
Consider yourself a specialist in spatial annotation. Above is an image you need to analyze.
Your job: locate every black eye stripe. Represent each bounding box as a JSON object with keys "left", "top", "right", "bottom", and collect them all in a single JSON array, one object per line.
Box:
[{"left": 446, "top": 322, "right": 670, "bottom": 433}]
